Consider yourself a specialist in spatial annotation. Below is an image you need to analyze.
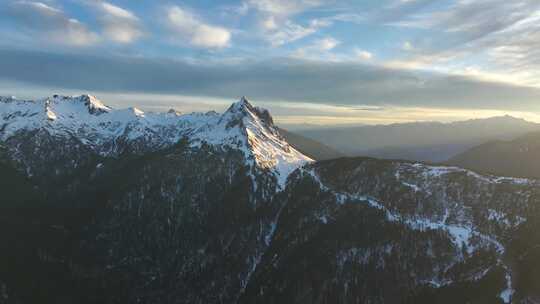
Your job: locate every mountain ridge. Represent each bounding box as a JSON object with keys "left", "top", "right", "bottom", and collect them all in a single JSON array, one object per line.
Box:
[
  {"left": 0, "top": 94, "right": 312, "bottom": 189},
  {"left": 447, "top": 131, "right": 540, "bottom": 179},
  {"left": 278, "top": 127, "right": 344, "bottom": 160},
  {"left": 299, "top": 115, "right": 540, "bottom": 162}
]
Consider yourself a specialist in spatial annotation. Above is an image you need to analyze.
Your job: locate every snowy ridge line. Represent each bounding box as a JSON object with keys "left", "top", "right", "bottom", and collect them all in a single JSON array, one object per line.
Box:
[
  {"left": 0, "top": 94, "right": 312, "bottom": 191},
  {"left": 0, "top": 94, "right": 216, "bottom": 147},
  {"left": 303, "top": 167, "right": 515, "bottom": 302},
  {"left": 304, "top": 167, "right": 502, "bottom": 254},
  {"left": 396, "top": 162, "right": 530, "bottom": 230},
  {"left": 409, "top": 162, "right": 536, "bottom": 185}
]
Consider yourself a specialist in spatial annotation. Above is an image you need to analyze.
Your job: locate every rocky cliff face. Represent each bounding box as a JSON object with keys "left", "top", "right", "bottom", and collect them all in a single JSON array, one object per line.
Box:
[{"left": 0, "top": 95, "right": 539, "bottom": 304}]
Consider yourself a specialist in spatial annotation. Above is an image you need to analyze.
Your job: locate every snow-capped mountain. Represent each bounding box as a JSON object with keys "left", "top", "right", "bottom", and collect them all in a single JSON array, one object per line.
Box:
[
  {"left": 1, "top": 95, "right": 539, "bottom": 304},
  {"left": 0, "top": 94, "right": 311, "bottom": 188}
]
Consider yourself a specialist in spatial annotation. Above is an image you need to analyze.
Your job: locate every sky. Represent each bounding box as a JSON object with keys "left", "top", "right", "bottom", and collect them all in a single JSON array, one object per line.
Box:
[{"left": 1, "top": 0, "right": 540, "bottom": 129}]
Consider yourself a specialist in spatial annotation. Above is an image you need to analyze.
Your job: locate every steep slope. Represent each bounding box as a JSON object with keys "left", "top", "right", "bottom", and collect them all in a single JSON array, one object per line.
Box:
[
  {"left": 447, "top": 131, "right": 540, "bottom": 179},
  {"left": 242, "top": 158, "right": 538, "bottom": 304},
  {"left": 278, "top": 127, "right": 344, "bottom": 160},
  {"left": 0, "top": 95, "right": 312, "bottom": 304},
  {"left": 0, "top": 144, "right": 39, "bottom": 206},
  {"left": 300, "top": 116, "right": 540, "bottom": 162}
]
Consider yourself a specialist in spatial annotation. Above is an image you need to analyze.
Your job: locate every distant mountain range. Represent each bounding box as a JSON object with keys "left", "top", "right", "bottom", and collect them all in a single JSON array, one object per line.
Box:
[
  {"left": 1, "top": 95, "right": 540, "bottom": 304},
  {"left": 278, "top": 128, "right": 344, "bottom": 160},
  {"left": 299, "top": 116, "right": 540, "bottom": 162},
  {"left": 447, "top": 131, "right": 540, "bottom": 179}
]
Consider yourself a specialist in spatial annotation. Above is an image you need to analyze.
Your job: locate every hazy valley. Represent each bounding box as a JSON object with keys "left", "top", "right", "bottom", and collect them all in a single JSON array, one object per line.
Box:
[{"left": 298, "top": 117, "right": 540, "bottom": 162}]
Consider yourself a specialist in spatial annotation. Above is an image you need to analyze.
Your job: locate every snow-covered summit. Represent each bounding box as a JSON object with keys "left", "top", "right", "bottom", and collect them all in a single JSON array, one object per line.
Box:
[
  {"left": 201, "top": 96, "right": 313, "bottom": 188},
  {"left": 50, "top": 94, "right": 112, "bottom": 115},
  {"left": 0, "top": 94, "right": 311, "bottom": 188},
  {"left": 190, "top": 96, "right": 312, "bottom": 188},
  {"left": 221, "top": 96, "right": 275, "bottom": 127}
]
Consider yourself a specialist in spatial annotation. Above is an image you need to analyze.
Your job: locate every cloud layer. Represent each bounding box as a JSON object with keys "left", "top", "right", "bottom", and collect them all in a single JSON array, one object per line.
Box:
[
  {"left": 388, "top": 0, "right": 540, "bottom": 85},
  {"left": 93, "top": 1, "right": 144, "bottom": 44},
  {"left": 1, "top": 0, "right": 540, "bottom": 126},
  {"left": 2, "top": 49, "right": 540, "bottom": 112},
  {"left": 3, "top": 1, "right": 99, "bottom": 46},
  {"left": 166, "top": 6, "right": 231, "bottom": 49}
]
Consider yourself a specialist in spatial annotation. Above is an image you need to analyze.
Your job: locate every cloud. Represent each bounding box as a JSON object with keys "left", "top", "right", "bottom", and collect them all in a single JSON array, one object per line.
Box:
[
  {"left": 91, "top": 1, "right": 143, "bottom": 44},
  {"left": 235, "top": 2, "right": 250, "bottom": 15},
  {"left": 355, "top": 49, "right": 373, "bottom": 60},
  {"left": 394, "top": 0, "right": 538, "bottom": 40},
  {"left": 314, "top": 37, "right": 340, "bottom": 51},
  {"left": 266, "top": 19, "right": 330, "bottom": 46},
  {"left": 246, "top": 0, "right": 326, "bottom": 17},
  {"left": 2, "top": 1, "right": 99, "bottom": 46},
  {"left": 2, "top": 49, "right": 540, "bottom": 112},
  {"left": 245, "top": 0, "right": 332, "bottom": 46},
  {"left": 375, "top": 0, "right": 439, "bottom": 24},
  {"left": 165, "top": 6, "right": 231, "bottom": 49},
  {"left": 261, "top": 16, "right": 278, "bottom": 30},
  {"left": 292, "top": 37, "right": 340, "bottom": 58},
  {"left": 402, "top": 41, "right": 413, "bottom": 51},
  {"left": 381, "top": 0, "right": 540, "bottom": 86}
]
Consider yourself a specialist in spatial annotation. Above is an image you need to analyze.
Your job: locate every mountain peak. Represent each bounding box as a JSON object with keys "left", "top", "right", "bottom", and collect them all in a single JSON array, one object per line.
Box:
[
  {"left": 226, "top": 96, "right": 254, "bottom": 113},
  {"left": 239, "top": 95, "right": 250, "bottom": 105},
  {"left": 1, "top": 93, "right": 311, "bottom": 189},
  {"left": 51, "top": 94, "right": 111, "bottom": 115},
  {"left": 223, "top": 96, "right": 275, "bottom": 128},
  {"left": 167, "top": 108, "right": 182, "bottom": 116}
]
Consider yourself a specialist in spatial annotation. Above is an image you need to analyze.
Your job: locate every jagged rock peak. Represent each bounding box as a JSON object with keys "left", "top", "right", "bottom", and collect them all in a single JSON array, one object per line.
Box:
[
  {"left": 167, "top": 108, "right": 182, "bottom": 116},
  {"left": 224, "top": 96, "right": 275, "bottom": 127},
  {"left": 226, "top": 96, "right": 254, "bottom": 113}
]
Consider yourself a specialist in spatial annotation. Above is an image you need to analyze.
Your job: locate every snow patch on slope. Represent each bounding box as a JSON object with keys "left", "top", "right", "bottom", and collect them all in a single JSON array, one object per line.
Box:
[
  {"left": 308, "top": 167, "right": 499, "bottom": 253},
  {"left": 304, "top": 165, "right": 518, "bottom": 300},
  {"left": 410, "top": 163, "right": 535, "bottom": 186}
]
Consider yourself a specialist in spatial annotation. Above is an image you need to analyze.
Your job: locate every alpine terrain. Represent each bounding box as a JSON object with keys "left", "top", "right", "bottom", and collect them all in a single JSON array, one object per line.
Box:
[{"left": 1, "top": 95, "right": 540, "bottom": 304}]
